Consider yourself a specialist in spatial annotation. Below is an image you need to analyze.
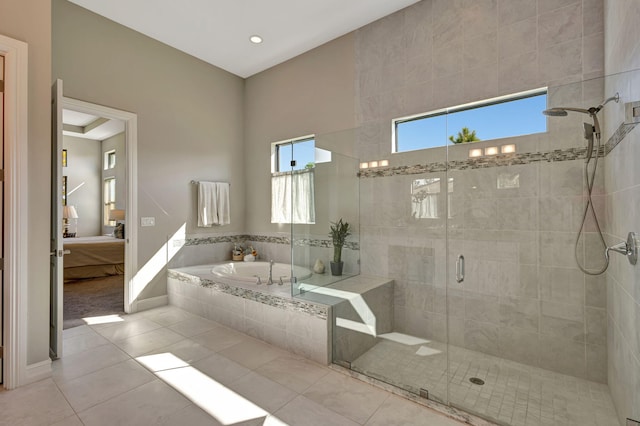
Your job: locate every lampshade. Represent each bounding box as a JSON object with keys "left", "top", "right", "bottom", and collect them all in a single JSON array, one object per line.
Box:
[
  {"left": 109, "top": 209, "right": 125, "bottom": 221},
  {"left": 63, "top": 205, "right": 78, "bottom": 219}
]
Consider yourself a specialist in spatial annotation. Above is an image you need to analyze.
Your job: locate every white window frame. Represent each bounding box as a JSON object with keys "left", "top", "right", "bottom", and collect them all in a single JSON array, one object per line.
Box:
[
  {"left": 104, "top": 149, "right": 116, "bottom": 170},
  {"left": 104, "top": 177, "right": 116, "bottom": 226},
  {"left": 393, "top": 87, "right": 548, "bottom": 153}
]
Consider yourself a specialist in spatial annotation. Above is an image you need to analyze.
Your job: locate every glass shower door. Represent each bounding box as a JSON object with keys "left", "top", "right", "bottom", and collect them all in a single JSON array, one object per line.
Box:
[
  {"left": 342, "top": 121, "right": 452, "bottom": 404},
  {"left": 443, "top": 78, "right": 610, "bottom": 426}
]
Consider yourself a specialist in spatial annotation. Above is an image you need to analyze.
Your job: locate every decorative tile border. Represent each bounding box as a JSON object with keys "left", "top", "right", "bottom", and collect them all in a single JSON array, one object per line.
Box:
[
  {"left": 183, "top": 234, "right": 359, "bottom": 251},
  {"left": 359, "top": 124, "right": 637, "bottom": 179},
  {"left": 358, "top": 148, "right": 593, "bottom": 178},
  {"left": 168, "top": 269, "right": 329, "bottom": 320},
  {"left": 182, "top": 235, "right": 245, "bottom": 246}
]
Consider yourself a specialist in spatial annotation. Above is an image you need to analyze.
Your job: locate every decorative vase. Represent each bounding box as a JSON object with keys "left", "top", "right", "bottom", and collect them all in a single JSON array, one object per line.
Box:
[
  {"left": 330, "top": 261, "right": 343, "bottom": 276},
  {"left": 313, "top": 259, "right": 325, "bottom": 274}
]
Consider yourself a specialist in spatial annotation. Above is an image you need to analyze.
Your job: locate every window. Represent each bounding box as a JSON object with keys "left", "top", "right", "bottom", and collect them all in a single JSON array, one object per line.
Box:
[
  {"left": 104, "top": 150, "right": 116, "bottom": 170},
  {"left": 271, "top": 136, "right": 316, "bottom": 224},
  {"left": 394, "top": 89, "right": 547, "bottom": 153},
  {"left": 104, "top": 177, "right": 116, "bottom": 225},
  {"left": 274, "top": 136, "right": 316, "bottom": 172}
]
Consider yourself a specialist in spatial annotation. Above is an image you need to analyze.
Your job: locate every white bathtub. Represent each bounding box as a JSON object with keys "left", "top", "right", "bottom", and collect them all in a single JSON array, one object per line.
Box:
[{"left": 211, "top": 261, "right": 312, "bottom": 284}]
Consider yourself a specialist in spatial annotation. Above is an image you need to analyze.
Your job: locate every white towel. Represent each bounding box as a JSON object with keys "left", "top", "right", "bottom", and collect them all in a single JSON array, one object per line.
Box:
[
  {"left": 198, "top": 182, "right": 217, "bottom": 227},
  {"left": 215, "top": 182, "right": 230, "bottom": 225},
  {"left": 197, "top": 181, "right": 230, "bottom": 227}
]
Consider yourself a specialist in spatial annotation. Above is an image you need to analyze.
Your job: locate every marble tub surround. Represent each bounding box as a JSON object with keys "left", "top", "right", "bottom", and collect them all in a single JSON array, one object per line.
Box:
[
  {"left": 167, "top": 232, "right": 360, "bottom": 277},
  {"left": 168, "top": 266, "right": 330, "bottom": 364},
  {"left": 168, "top": 267, "right": 394, "bottom": 366}
]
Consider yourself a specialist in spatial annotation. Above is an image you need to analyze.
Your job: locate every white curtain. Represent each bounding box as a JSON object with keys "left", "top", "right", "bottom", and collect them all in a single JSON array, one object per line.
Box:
[
  {"left": 412, "top": 194, "right": 438, "bottom": 219},
  {"left": 271, "top": 169, "right": 315, "bottom": 224}
]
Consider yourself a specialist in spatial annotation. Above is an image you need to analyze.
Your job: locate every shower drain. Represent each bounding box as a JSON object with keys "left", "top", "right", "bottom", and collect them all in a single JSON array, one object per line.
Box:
[{"left": 469, "top": 377, "right": 485, "bottom": 385}]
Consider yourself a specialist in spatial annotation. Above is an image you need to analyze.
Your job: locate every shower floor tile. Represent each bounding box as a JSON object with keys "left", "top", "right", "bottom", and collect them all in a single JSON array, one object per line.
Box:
[{"left": 350, "top": 339, "right": 619, "bottom": 426}]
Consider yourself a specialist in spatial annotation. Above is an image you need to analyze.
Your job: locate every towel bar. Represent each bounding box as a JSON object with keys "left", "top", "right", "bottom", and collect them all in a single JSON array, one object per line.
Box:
[{"left": 191, "top": 180, "right": 230, "bottom": 186}]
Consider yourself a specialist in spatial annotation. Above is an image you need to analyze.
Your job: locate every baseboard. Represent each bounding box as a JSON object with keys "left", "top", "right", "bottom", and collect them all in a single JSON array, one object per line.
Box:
[
  {"left": 22, "top": 359, "right": 52, "bottom": 386},
  {"left": 136, "top": 295, "right": 168, "bottom": 312}
]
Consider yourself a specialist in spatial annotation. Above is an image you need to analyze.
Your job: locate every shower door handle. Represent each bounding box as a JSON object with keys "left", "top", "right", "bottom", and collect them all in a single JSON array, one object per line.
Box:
[{"left": 456, "top": 254, "right": 465, "bottom": 283}]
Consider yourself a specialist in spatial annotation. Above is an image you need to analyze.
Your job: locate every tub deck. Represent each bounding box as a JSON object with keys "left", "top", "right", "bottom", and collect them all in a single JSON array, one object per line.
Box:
[{"left": 167, "top": 264, "right": 393, "bottom": 365}]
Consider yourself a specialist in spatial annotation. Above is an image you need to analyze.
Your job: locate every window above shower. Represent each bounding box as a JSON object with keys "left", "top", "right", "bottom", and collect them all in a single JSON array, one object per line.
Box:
[{"left": 393, "top": 88, "right": 548, "bottom": 153}]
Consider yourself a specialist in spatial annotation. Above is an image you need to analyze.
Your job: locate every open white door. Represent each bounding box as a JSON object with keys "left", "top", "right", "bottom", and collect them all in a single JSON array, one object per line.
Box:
[
  {"left": 0, "top": 54, "right": 5, "bottom": 383},
  {"left": 50, "top": 79, "right": 63, "bottom": 359}
]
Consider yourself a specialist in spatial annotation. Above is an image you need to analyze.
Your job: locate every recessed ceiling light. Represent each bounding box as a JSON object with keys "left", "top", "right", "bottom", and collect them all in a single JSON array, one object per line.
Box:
[{"left": 249, "top": 35, "right": 263, "bottom": 44}]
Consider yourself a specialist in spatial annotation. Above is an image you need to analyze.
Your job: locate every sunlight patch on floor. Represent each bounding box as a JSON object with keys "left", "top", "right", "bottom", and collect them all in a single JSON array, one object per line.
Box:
[
  {"left": 81, "top": 314, "right": 125, "bottom": 325},
  {"left": 415, "top": 345, "right": 441, "bottom": 357},
  {"left": 379, "top": 332, "right": 430, "bottom": 346},
  {"left": 137, "top": 352, "right": 289, "bottom": 425}
]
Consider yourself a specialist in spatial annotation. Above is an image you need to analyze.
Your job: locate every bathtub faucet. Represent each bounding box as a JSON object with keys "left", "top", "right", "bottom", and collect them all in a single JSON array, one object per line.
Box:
[{"left": 267, "top": 260, "right": 275, "bottom": 285}]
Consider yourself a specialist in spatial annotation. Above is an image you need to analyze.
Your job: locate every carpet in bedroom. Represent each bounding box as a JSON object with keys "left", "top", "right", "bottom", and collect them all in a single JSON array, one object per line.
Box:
[{"left": 63, "top": 275, "right": 124, "bottom": 329}]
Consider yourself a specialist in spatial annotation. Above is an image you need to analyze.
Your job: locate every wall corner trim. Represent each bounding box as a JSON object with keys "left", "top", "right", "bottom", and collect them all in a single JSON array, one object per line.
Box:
[{"left": 0, "top": 33, "right": 29, "bottom": 390}]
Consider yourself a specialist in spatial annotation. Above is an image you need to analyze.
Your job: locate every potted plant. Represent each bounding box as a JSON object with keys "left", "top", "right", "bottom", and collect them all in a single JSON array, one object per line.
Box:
[{"left": 329, "top": 218, "right": 351, "bottom": 276}]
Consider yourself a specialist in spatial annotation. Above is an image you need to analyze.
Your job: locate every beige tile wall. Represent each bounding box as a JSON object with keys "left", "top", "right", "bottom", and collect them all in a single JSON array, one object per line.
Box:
[
  {"left": 604, "top": 0, "right": 640, "bottom": 423},
  {"left": 355, "top": 0, "right": 608, "bottom": 382}
]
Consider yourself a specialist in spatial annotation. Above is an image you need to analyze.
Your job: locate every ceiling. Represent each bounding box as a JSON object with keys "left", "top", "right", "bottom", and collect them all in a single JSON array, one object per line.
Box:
[
  {"left": 63, "top": 109, "right": 125, "bottom": 141},
  {"left": 67, "top": 0, "right": 420, "bottom": 78}
]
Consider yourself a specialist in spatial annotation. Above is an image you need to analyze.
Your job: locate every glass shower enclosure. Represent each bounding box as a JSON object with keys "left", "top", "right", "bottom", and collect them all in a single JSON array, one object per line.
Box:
[
  {"left": 286, "top": 129, "right": 361, "bottom": 297},
  {"left": 328, "top": 72, "right": 627, "bottom": 426}
]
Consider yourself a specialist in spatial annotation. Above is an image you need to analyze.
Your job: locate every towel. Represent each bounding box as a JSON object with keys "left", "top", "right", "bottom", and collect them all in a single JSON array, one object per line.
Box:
[
  {"left": 198, "top": 181, "right": 230, "bottom": 227},
  {"left": 216, "top": 182, "right": 230, "bottom": 225}
]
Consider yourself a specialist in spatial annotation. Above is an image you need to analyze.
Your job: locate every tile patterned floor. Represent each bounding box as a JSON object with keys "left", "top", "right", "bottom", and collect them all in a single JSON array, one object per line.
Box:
[
  {"left": 0, "top": 306, "right": 464, "bottom": 426},
  {"left": 351, "top": 339, "right": 620, "bottom": 426}
]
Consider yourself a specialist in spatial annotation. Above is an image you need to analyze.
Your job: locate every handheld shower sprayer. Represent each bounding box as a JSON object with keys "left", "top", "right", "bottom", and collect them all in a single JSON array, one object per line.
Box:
[{"left": 542, "top": 92, "right": 620, "bottom": 275}]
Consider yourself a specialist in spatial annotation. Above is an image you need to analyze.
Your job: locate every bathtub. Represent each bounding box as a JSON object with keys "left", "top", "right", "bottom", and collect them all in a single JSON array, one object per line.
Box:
[{"left": 211, "top": 261, "right": 312, "bottom": 284}]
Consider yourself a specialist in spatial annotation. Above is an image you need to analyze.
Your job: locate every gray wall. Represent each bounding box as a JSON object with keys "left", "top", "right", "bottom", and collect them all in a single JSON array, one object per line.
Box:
[
  {"left": 63, "top": 135, "right": 101, "bottom": 236},
  {"left": 53, "top": 0, "right": 246, "bottom": 300},
  {"left": 244, "top": 34, "right": 357, "bottom": 237},
  {"left": 604, "top": 0, "right": 640, "bottom": 423},
  {"left": 0, "top": 0, "right": 51, "bottom": 367}
]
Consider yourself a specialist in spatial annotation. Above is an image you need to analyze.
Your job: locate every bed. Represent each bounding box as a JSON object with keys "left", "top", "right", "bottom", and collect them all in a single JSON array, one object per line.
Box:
[{"left": 63, "top": 235, "right": 125, "bottom": 281}]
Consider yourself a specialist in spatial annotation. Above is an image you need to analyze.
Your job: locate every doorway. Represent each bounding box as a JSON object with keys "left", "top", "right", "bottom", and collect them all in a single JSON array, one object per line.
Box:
[
  {"left": 1, "top": 53, "right": 5, "bottom": 385},
  {"left": 50, "top": 80, "right": 138, "bottom": 358}
]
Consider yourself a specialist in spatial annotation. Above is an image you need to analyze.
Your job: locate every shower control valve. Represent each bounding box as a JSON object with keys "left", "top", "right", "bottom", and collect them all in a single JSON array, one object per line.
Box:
[{"left": 606, "top": 232, "right": 638, "bottom": 266}]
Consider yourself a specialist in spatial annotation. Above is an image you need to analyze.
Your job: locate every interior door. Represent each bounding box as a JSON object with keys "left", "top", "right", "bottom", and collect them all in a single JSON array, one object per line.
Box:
[
  {"left": 50, "top": 79, "right": 64, "bottom": 359},
  {"left": 0, "top": 54, "right": 5, "bottom": 383}
]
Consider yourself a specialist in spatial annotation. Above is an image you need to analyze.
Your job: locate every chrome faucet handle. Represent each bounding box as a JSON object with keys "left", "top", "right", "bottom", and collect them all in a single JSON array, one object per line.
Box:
[
  {"left": 278, "top": 276, "right": 287, "bottom": 286},
  {"left": 254, "top": 275, "right": 262, "bottom": 285}
]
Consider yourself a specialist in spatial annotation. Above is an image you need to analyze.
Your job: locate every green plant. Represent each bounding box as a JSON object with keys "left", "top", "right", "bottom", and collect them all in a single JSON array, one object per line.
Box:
[
  {"left": 448, "top": 127, "right": 481, "bottom": 144},
  {"left": 329, "top": 219, "right": 351, "bottom": 263}
]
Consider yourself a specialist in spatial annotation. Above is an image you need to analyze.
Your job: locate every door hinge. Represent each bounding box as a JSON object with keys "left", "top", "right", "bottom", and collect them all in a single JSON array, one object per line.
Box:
[
  {"left": 0, "top": 80, "right": 4, "bottom": 93},
  {"left": 0, "top": 257, "right": 4, "bottom": 270},
  {"left": 0, "top": 169, "right": 4, "bottom": 181},
  {"left": 0, "top": 346, "right": 3, "bottom": 358}
]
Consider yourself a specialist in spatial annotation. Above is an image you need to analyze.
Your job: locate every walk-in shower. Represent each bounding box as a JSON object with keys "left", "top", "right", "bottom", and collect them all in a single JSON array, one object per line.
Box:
[{"left": 543, "top": 93, "right": 622, "bottom": 275}]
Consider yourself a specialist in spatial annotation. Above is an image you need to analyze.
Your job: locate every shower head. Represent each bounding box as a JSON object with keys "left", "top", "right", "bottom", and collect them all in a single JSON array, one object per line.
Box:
[
  {"left": 543, "top": 106, "right": 592, "bottom": 116},
  {"left": 542, "top": 92, "right": 620, "bottom": 117},
  {"left": 542, "top": 108, "right": 569, "bottom": 116}
]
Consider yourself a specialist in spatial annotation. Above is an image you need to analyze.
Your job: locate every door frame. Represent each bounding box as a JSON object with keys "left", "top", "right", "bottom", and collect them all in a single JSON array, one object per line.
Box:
[
  {"left": 1, "top": 34, "right": 28, "bottom": 390},
  {"left": 59, "top": 95, "right": 139, "bottom": 318}
]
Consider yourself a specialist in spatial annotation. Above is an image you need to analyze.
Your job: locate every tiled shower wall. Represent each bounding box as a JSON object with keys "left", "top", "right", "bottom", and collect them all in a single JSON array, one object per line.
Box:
[
  {"left": 356, "top": 0, "right": 607, "bottom": 381},
  {"left": 603, "top": 0, "right": 640, "bottom": 422}
]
